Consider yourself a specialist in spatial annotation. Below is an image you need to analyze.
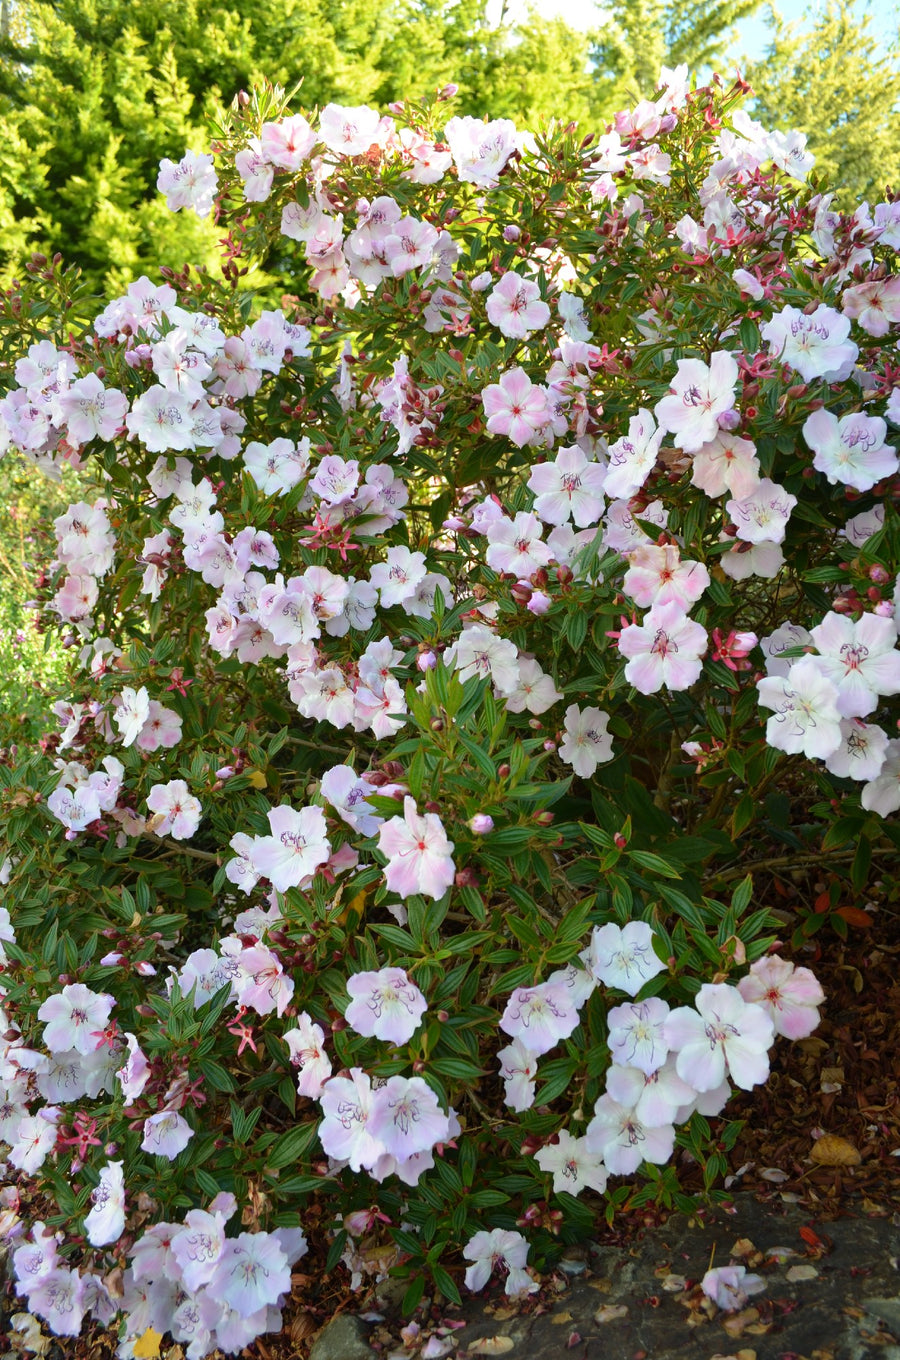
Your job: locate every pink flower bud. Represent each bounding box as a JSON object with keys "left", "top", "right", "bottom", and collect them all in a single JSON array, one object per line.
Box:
[
  {"left": 716, "top": 407, "right": 741, "bottom": 431},
  {"left": 416, "top": 650, "right": 438, "bottom": 672},
  {"left": 527, "top": 590, "right": 552, "bottom": 615},
  {"left": 503, "top": 225, "right": 522, "bottom": 242},
  {"left": 468, "top": 814, "right": 494, "bottom": 834},
  {"left": 875, "top": 601, "right": 895, "bottom": 617}
]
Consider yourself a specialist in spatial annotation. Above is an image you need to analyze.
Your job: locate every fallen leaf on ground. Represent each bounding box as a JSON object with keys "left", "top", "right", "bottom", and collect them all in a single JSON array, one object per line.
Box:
[
  {"left": 810, "top": 1134, "right": 861, "bottom": 1166},
  {"left": 550, "top": 1312, "right": 573, "bottom": 1326},
  {"left": 594, "top": 1304, "right": 628, "bottom": 1323},
  {"left": 467, "top": 1338, "right": 515, "bottom": 1355},
  {"left": 786, "top": 1264, "right": 819, "bottom": 1282},
  {"left": 722, "top": 1307, "right": 760, "bottom": 1338}
]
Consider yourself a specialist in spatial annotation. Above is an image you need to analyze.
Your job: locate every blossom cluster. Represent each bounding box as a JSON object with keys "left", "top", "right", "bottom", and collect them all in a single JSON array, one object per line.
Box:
[{"left": 1, "top": 63, "right": 895, "bottom": 1357}]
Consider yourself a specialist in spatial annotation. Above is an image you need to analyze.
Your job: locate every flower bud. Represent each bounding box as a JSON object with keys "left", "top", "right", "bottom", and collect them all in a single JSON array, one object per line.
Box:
[
  {"left": 468, "top": 813, "right": 494, "bottom": 834},
  {"left": 534, "top": 811, "right": 554, "bottom": 825},
  {"left": 869, "top": 564, "right": 890, "bottom": 584},
  {"left": 503, "top": 225, "right": 521, "bottom": 242},
  {"left": 417, "top": 649, "right": 438, "bottom": 671}
]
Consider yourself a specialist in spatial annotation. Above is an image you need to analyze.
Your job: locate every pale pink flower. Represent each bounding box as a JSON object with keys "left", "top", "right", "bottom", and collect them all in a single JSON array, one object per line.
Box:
[
  {"left": 234, "top": 944, "right": 294, "bottom": 1017},
  {"left": 802, "top": 409, "right": 898, "bottom": 493},
  {"left": 318, "top": 1068, "right": 381, "bottom": 1172},
  {"left": 444, "top": 116, "right": 518, "bottom": 188},
  {"left": 47, "top": 783, "right": 102, "bottom": 833},
  {"left": 482, "top": 368, "right": 550, "bottom": 447},
  {"left": 499, "top": 981, "right": 580, "bottom": 1056},
  {"left": 618, "top": 602, "right": 708, "bottom": 693},
  {"left": 146, "top": 779, "right": 202, "bottom": 839},
  {"left": 603, "top": 409, "right": 663, "bottom": 498},
  {"left": 691, "top": 430, "right": 761, "bottom": 499},
  {"left": 654, "top": 351, "right": 739, "bottom": 452},
  {"left": 738, "top": 957, "right": 824, "bottom": 1039},
  {"left": 26, "top": 1267, "right": 86, "bottom": 1336},
  {"left": 377, "top": 798, "right": 456, "bottom": 900},
  {"left": 135, "top": 701, "right": 182, "bottom": 752},
  {"left": 808, "top": 611, "right": 900, "bottom": 718},
  {"left": 260, "top": 114, "right": 316, "bottom": 169},
  {"left": 623, "top": 545, "right": 710, "bottom": 610},
  {"left": 558, "top": 703, "right": 614, "bottom": 777},
  {"left": 345, "top": 968, "right": 427, "bottom": 1044},
  {"left": 9, "top": 1110, "right": 60, "bottom": 1174},
  {"left": 702, "top": 1265, "right": 766, "bottom": 1312},
  {"left": 762, "top": 304, "right": 858, "bottom": 381},
  {"left": 463, "top": 1228, "right": 537, "bottom": 1296},
  {"left": 582, "top": 921, "right": 666, "bottom": 996},
  {"left": 485, "top": 511, "right": 553, "bottom": 577},
  {"left": 536, "top": 1130, "right": 608, "bottom": 1196},
  {"left": 58, "top": 374, "right": 128, "bottom": 445},
  {"left": 486, "top": 272, "right": 551, "bottom": 340},
  {"left": 126, "top": 386, "right": 196, "bottom": 452},
  {"left": 665, "top": 982, "right": 774, "bottom": 1091},
  {"left": 369, "top": 1075, "right": 450, "bottom": 1160},
  {"left": 206, "top": 1232, "right": 290, "bottom": 1315},
  {"left": 251, "top": 804, "right": 330, "bottom": 893},
  {"left": 171, "top": 1208, "right": 227, "bottom": 1289},
  {"left": 841, "top": 277, "right": 900, "bottom": 337}
]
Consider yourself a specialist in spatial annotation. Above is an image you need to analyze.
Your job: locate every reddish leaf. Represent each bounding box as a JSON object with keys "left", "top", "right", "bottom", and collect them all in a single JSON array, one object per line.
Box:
[
  {"left": 834, "top": 906, "right": 873, "bottom": 927},
  {"left": 814, "top": 890, "right": 831, "bottom": 915}
]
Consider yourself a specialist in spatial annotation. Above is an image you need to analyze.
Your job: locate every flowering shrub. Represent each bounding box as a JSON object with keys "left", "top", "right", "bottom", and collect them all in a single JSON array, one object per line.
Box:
[{"left": 0, "top": 66, "right": 898, "bottom": 1356}]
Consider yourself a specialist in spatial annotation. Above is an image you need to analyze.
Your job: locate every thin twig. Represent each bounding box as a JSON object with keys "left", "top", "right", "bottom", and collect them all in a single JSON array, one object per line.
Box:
[
  {"left": 710, "top": 844, "right": 899, "bottom": 885},
  {"left": 153, "top": 837, "right": 220, "bottom": 863}
]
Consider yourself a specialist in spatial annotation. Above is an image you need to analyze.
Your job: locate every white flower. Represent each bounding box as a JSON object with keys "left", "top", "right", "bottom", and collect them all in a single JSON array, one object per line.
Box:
[
  {"left": 447, "top": 624, "right": 520, "bottom": 696},
  {"left": 344, "top": 968, "right": 427, "bottom": 1044},
  {"left": 727, "top": 477, "right": 797, "bottom": 544},
  {"left": 250, "top": 804, "right": 331, "bottom": 892},
  {"left": 535, "top": 1130, "right": 608, "bottom": 1196},
  {"left": 463, "top": 1228, "right": 537, "bottom": 1296},
  {"left": 141, "top": 1111, "right": 195, "bottom": 1159},
  {"left": 558, "top": 704, "right": 614, "bottom": 776},
  {"left": 527, "top": 444, "right": 606, "bottom": 526},
  {"left": 803, "top": 409, "right": 898, "bottom": 492},
  {"left": 756, "top": 656, "right": 843, "bottom": 759},
  {"left": 665, "top": 982, "right": 774, "bottom": 1092},
  {"left": 809, "top": 610, "right": 900, "bottom": 717},
  {"left": 585, "top": 1071, "right": 675, "bottom": 1176},
  {"left": 85, "top": 1161, "right": 125, "bottom": 1247},
  {"left": 761, "top": 303, "right": 858, "bottom": 382},
  {"left": 499, "top": 981, "right": 580, "bottom": 1055},
  {"left": 37, "top": 983, "right": 113, "bottom": 1055},
  {"left": 654, "top": 351, "right": 739, "bottom": 452},
  {"left": 607, "top": 998, "right": 671, "bottom": 1075},
  {"left": 503, "top": 657, "right": 562, "bottom": 715},
  {"left": 824, "top": 719, "right": 889, "bottom": 781},
  {"left": 113, "top": 686, "right": 150, "bottom": 747},
  {"left": 603, "top": 409, "right": 663, "bottom": 497},
  {"left": 497, "top": 1038, "right": 538, "bottom": 1111},
  {"left": 582, "top": 921, "right": 666, "bottom": 996},
  {"left": 861, "top": 737, "right": 900, "bottom": 815}
]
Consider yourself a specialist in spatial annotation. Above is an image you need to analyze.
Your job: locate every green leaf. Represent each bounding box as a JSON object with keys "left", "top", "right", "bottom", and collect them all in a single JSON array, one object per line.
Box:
[{"left": 627, "top": 850, "right": 681, "bottom": 879}]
